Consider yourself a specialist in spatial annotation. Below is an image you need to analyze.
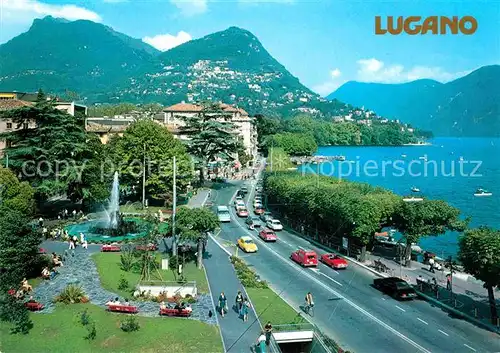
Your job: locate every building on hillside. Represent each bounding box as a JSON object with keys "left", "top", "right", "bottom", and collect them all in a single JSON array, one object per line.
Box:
[{"left": 0, "top": 91, "right": 87, "bottom": 154}]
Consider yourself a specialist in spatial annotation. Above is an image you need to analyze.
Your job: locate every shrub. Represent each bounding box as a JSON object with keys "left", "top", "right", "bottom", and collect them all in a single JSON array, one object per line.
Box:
[
  {"left": 1, "top": 297, "right": 33, "bottom": 334},
  {"left": 118, "top": 276, "right": 129, "bottom": 291},
  {"left": 230, "top": 256, "right": 269, "bottom": 289},
  {"left": 55, "top": 284, "right": 87, "bottom": 304},
  {"left": 120, "top": 315, "right": 140, "bottom": 332},
  {"left": 80, "top": 309, "right": 90, "bottom": 326},
  {"left": 85, "top": 322, "right": 97, "bottom": 340},
  {"left": 184, "top": 294, "right": 196, "bottom": 304},
  {"left": 120, "top": 251, "right": 135, "bottom": 272}
]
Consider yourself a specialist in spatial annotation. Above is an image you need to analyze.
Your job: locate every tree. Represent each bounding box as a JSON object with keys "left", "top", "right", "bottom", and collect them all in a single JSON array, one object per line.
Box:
[
  {"left": 109, "top": 119, "right": 193, "bottom": 206},
  {"left": 392, "top": 200, "right": 468, "bottom": 267},
  {"left": 178, "top": 102, "right": 239, "bottom": 183},
  {"left": 0, "top": 89, "right": 96, "bottom": 204},
  {"left": 272, "top": 132, "right": 317, "bottom": 156},
  {"left": 174, "top": 207, "right": 219, "bottom": 268},
  {"left": 458, "top": 227, "right": 500, "bottom": 325}
]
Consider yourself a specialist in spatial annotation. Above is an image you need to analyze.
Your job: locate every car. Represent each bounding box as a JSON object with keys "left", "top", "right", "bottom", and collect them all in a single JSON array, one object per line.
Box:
[
  {"left": 237, "top": 207, "right": 249, "bottom": 217},
  {"left": 237, "top": 190, "right": 245, "bottom": 198},
  {"left": 266, "top": 219, "right": 283, "bottom": 231},
  {"left": 217, "top": 206, "right": 231, "bottom": 222},
  {"left": 254, "top": 207, "right": 265, "bottom": 215},
  {"left": 241, "top": 186, "right": 249, "bottom": 194},
  {"left": 259, "top": 212, "right": 273, "bottom": 222},
  {"left": 237, "top": 236, "right": 258, "bottom": 253},
  {"left": 373, "top": 277, "right": 417, "bottom": 300},
  {"left": 235, "top": 200, "right": 245, "bottom": 208},
  {"left": 320, "top": 253, "right": 348, "bottom": 269},
  {"left": 291, "top": 249, "right": 318, "bottom": 267},
  {"left": 254, "top": 196, "right": 263, "bottom": 203},
  {"left": 246, "top": 216, "right": 262, "bottom": 228},
  {"left": 253, "top": 200, "right": 263, "bottom": 208},
  {"left": 236, "top": 194, "right": 243, "bottom": 201},
  {"left": 259, "top": 228, "right": 277, "bottom": 242}
]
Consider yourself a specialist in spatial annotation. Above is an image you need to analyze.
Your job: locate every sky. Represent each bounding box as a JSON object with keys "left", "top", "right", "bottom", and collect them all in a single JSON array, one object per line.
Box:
[{"left": 1, "top": 0, "right": 499, "bottom": 96}]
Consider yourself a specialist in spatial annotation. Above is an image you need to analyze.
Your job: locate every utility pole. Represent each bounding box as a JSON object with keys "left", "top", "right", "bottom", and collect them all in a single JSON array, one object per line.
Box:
[
  {"left": 172, "top": 156, "right": 177, "bottom": 256},
  {"left": 5, "top": 154, "right": 8, "bottom": 168},
  {"left": 142, "top": 143, "right": 146, "bottom": 208},
  {"left": 448, "top": 255, "right": 453, "bottom": 297}
]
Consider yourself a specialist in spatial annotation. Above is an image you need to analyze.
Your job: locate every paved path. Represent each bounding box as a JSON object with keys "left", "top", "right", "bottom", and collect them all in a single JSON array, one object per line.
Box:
[
  {"left": 32, "top": 241, "right": 216, "bottom": 325},
  {"left": 193, "top": 186, "right": 263, "bottom": 352}
]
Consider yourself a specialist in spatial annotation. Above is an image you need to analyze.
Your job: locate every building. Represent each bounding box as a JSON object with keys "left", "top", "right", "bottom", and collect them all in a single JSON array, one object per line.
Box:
[
  {"left": 0, "top": 91, "right": 87, "bottom": 154},
  {"left": 86, "top": 102, "right": 259, "bottom": 161}
]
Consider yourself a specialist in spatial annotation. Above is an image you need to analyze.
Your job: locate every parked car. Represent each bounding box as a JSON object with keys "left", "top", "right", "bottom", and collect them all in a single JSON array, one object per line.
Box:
[
  {"left": 253, "top": 200, "right": 263, "bottom": 208},
  {"left": 320, "top": 253, "right": 348, "bottom": 269},
  {"left": 237, "top": 190, "right": 245, "bottom": 198},
  {"left": 241, "top": 186, "right": 249, "bottom": 194},
  {"left": 266, "top": 219, "right": 283, "bottom": 231},
  {"left": 254, "top": 196, "right": 263, "bottom": 203},
  {"left": 236, "top": 194, "right": 244, "bottom": 202},
  {"left": 237, "top": 207, "right": 249, "bottom": 217},
  {"left": 260, "top": 212, "right": 273, "bottom": 222},
  {"left": 246, "top": 216, "right": 262, "bottom": 228},
  {"left": 259, "top": 228, "right": 277, "bottom": 242},
  {"left": 373, "top": 277, "right": 417, "bottom": 300},
  {"left": 237, "top": 236, "right": 258, "bottom": 253},
  {"left": 254, "top": 207, "right": 265, "bottom": 215}
]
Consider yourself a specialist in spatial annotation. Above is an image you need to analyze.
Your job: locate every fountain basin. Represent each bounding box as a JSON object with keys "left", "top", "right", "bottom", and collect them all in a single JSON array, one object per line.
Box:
[{"left": 65, "top": 218, "right": 155, "bottom": 243}]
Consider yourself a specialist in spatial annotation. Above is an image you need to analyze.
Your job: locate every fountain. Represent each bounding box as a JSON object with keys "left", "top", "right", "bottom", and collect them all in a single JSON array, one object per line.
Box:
[{"left": 64, "top": 172, "right": 152, "bottom": 242}]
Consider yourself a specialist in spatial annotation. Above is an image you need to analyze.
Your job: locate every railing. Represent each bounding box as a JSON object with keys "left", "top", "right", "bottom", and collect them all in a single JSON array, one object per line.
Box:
[{"left": 272, "top": 323, "right": 315, "bottom": 332}]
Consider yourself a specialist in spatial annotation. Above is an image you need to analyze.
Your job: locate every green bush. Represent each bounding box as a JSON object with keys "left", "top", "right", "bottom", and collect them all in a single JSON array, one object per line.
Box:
[
  {"left": 55, "top": 284, "right": 87, "bottom": 304},
  {"left": 118, "top": 275, "right": 130, "bottom": 291},
  {"left": 120, "top": 316, "right": 140, "bottom": 332},
  {"left": 84, "top": 322, "right": 96, "bottom": 340},
  {"left": 230, "top": 256, "right": 268, "bottom": 289},
  {"left": 80, "top": 309, "right": 90, "bottom": 326},
  {"left": 120, "top": 250, "right": 136, "bottom": 272}
]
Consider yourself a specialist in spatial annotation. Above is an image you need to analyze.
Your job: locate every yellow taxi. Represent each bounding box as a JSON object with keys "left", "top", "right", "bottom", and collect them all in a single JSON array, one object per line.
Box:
[{"left": 237, "top": 236, "right": 258, "bottom": 253}]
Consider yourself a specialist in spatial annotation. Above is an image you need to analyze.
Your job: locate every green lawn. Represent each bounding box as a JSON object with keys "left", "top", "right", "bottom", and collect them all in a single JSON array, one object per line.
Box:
[
  {"left": 0, "top": 303, "right": 222, "bottom": 353},
  {"left": 92, "top": 253, "right": 209, "bottom": 299},
  {"left": 246, "top": 287, "right": 306, "bottom": 325}
]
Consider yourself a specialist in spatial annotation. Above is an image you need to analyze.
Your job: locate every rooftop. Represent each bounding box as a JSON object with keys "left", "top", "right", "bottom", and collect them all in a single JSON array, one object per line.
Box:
[
  {"left": 0, "top": 99, "right": 33, "bottom": 111},
  {"left": 164, "top": 102, "right": 249, "bottom": 116}
]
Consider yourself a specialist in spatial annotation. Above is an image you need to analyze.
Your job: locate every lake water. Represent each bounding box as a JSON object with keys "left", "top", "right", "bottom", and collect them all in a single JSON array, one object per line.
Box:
[{"left": 300, "top": 137, "right": 500, "bottom": 258}]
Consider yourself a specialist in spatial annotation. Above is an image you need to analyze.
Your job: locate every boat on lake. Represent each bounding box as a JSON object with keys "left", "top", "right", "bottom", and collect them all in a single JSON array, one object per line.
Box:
[
  {"left": 474, "top": 188, "right": 492, "bottom": 197},
  {"left": 403, "top": 196, "right": 424, "bottom": 202},
  {"left": 401, "top": 154, "right": 407, "bottom": 158},
  {"left": 411, "top": 186, "right": 420, "bottom": 192}
]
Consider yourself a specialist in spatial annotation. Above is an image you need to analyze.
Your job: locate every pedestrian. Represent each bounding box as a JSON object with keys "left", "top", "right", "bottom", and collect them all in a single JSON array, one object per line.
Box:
[
  {"left": 235, "top": 290, "right": 244, "bottom": 314},
  {"left": 255, "top": 331, "right": 267, "bottom": 353},
  {"left": 446, "top": 273, "right": 452, "bottom": 291},
  {"left": 428, "top": 257, "right": 435, "bottom": 273},
  {"left": 38, "top": 217, "right": 44, "bottom": 227},
  {"left": 82, "top": 239, "right": 88, "bottom": 250},
  {"left": 218, "top": 292, "right": 227, "bottom": 318},
  {"left": 72, "top": 209, "right": 77, "bottom": 219},
  {"left": 242, "top": 297, "right": 251, "bottom": 322},
  {"left": 264, "top": 321, "right": 273, "bottom": 345},
  {"left": 69, "top": 239, "right": 75, "bottom": 250}
]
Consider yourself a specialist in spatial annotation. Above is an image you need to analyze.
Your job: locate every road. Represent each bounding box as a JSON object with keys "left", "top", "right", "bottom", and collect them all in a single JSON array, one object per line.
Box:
[{"left": 210, "top": 180, "right": 500, "bottom": 353}]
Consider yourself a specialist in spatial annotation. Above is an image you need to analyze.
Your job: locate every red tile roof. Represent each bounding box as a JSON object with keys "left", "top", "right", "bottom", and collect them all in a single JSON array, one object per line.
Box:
[
  {"left": 164, "top": 102, "right": 249, "bottom": 116},
  {"left": 0, "top": 99, "right": 33, "bottom": 111}
]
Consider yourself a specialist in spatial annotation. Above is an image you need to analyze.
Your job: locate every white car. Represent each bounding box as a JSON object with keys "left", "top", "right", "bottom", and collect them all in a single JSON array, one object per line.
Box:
[
  {"left": 235, "top": 200, "right": 245, "bottom": 208},
  {"left": 267, "top": 219, "right": 283, "bottom": 231},
  {"left": 253, "top": 201, "right": 263, "bottom": 209}
]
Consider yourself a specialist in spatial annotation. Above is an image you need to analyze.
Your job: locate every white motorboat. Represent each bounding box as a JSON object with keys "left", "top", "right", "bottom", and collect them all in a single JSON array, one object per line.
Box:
[
  {"left": 474, "top": 188, "right": 492, "bottom": 197},
  {"left": 411, "top": 186, "right": 420, "bottom": 193},
  {"left": 401, "top": 154, "right": 407, "bottom": 158},
  {"left": 403, "top": 197, "right": 424, "bottom": 202}
]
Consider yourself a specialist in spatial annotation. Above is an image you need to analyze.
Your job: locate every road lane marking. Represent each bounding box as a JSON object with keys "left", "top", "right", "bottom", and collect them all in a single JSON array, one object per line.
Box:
[
  {"left": 227, "top": 198, "right": 432, "bottom": 353},
  {"left": 417, "top": 318, "right": 428, "bottom": 325},
  {"left": 464, "top": 344, "right": 476, "bottom": 352},
  {"left": 319, "top": 272, "right": 343, "bottom": 286},
  {"left": 310, "top": 268, "right": 320, "bottom": 273},
  {"left": 395, "top": 305, "right": 406, "bottom": 312},
  {"left": 438, "top": 330, "right": 449, "bottom": 336}
]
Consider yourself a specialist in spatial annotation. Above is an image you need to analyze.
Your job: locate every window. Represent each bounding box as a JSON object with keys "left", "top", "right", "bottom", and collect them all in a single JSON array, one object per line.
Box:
[
  {"left": 6, "top": 122, "right": 12, "bottom": 129},
  {"left": 23, "top": 123, "right": 29, "bottom": 129}
]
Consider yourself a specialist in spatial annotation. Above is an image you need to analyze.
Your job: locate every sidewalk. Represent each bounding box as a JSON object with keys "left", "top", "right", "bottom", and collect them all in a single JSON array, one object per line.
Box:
[
  {"left": 189, "top": 187, "right": 264, "bottom": 352},
  {"left": 363, "top": 253, "right": 500, "bottom": 332}
]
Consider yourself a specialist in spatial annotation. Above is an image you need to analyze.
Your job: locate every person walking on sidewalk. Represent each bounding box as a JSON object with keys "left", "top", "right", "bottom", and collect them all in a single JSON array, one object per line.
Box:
[
  {"left": 446, "top": 273, "right": 452, "bottom": 291},
  {"left": 428, "top": 257, "right": 435, "bottom": 273},
  {"left": 235, "top": 290, "right": 244, "bottom": 314},
  {"left": 242, "top": 297, "right": 251, "bottom": 322},
  {"left": 218, "top": 292, "right": 227, "bottom": 318},
  {"left": 255, "top": 331, "right": 267, "bottom": 353},
  {"left": 264, "top": 321, "right": 273, "bottom": 345}
]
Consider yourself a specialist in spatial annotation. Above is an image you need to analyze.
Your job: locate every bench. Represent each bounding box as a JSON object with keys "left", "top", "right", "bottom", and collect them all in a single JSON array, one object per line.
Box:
[
  {"left": 101, "top": 245, "right": 121, "bottom": 252},
  {"left": 159, "top": 307, "right": 192, "bottom": 317},
  {"left": 107, "top": 304, "right": 138, "bottom": 313},
  {"left": 25, "top": 301, "right": 44, "bottom": 311}
]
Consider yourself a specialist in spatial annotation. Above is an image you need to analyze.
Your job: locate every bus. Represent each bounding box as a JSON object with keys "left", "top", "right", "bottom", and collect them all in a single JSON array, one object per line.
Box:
[{"left": 217, "top": 206, "right": 231, "bottom": 222}]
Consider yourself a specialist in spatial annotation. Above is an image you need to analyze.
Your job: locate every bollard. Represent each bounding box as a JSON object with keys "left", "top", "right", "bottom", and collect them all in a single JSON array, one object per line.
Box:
[{"left": 454, "top": 297, "right": 457, "bottom": 308}]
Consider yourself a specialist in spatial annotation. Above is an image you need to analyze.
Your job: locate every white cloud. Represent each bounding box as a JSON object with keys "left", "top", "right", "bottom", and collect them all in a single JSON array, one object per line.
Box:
[
  {"left": 312, "top": 68, "right": 344, "bottom": 95},
  {"left": 356, "top": 58, "right": 470, "bottom": 83},
  {"left": 142, "top": 31, "right": 192, "bottom": 51},
  {"left": 330, "top": 68, "right": 341, "bottom": 78},
  {"left": 0, "top": 0, "right": 101, "bottom": 23},
  {"left": 170, "top": 0, "right": 207, "bottom": 16},
  {"left": 103, "top": 0, "right": 128, "bottom": 3}
]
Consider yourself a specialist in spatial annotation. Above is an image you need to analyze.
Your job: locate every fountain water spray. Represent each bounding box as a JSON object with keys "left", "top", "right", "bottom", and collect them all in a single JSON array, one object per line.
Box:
[{"left": 107, "top": 171, "right": 120, "bottom": 229}]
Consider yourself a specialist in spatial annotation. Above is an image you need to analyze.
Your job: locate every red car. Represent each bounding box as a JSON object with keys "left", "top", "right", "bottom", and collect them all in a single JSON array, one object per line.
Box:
[
  {"left": 320, "top": 253, "right": 348, "bottom": 269},
  {"left": 259, "top": 228, "right": 277, "bottom": 242},
  {"left": 254, "top": 207, "right": 265, "bottom": 215},
  {"left": 237, "top": 207, "right": 249, "bottom": 217},
  {"left": 291, "top": 249, "right": 318, "bottom": 267}
]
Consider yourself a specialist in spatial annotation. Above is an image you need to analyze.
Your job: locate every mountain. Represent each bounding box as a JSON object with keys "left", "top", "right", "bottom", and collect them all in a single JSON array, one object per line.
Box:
[
  {"left": 0, "top": 17, "right": 350, "bottom": 117},
  {"left": 328, "top": 66, "right": 500, "bottom": 137}
]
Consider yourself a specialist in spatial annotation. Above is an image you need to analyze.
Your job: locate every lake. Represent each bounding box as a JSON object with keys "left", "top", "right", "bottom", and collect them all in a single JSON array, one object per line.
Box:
[{"left": 300, "top": 137, "right": 500, "bottom": 258}]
